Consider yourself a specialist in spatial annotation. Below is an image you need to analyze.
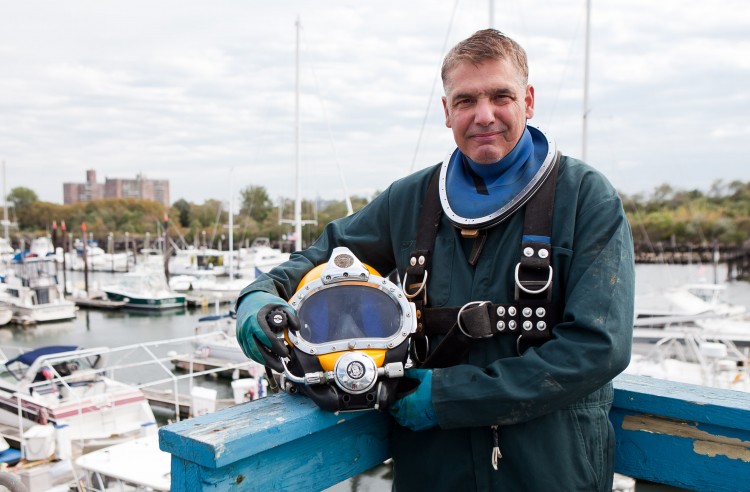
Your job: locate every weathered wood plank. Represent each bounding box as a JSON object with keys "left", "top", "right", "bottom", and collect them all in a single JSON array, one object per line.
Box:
[
  {"left": 612, "top": 374, "right": 750, "bottom": 491},
  {"left": 162, "top": 374, "right": 750, "bottom": 491},
  {"left": 160, "top": 391, "right": 392, "bottom": 491}
]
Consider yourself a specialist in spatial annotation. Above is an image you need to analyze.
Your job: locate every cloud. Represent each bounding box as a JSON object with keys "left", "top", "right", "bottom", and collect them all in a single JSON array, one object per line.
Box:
[{"left": 0, "top": 0, "right": 747, "bottom": 208}]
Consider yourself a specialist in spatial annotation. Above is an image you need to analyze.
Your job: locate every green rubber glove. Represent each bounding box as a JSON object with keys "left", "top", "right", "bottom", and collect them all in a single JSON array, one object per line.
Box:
[
  {"left": 235, "top": 291, "right": 295, "bottom": 365},
  {"left": 389, "top": 368, "right": 438, "bottom": 431}
]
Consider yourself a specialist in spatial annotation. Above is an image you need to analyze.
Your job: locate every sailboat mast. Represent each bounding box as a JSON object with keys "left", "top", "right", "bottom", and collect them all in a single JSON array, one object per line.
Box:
[
  {"left": 2, "top": 160, "right": 8, "bottom": 243},
  {"left": 294, "top": 17, "right": 303, "bottom": 252},
  {"left": 228, "top": 168, "right": 234, "bottom": 279},
  {"left": 582, "top": 0, "right": 591, "bottom": 162}
]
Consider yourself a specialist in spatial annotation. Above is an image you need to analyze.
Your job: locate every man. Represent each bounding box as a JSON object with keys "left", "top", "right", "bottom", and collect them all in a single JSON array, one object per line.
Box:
[{"left": 237, "top": 29, "right": 634, "bottom": 491}]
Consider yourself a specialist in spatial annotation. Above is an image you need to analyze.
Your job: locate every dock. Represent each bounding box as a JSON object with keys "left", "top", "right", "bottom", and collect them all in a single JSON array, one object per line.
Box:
[
  {"left": 170, "top": 354, "right": 261, "bottom": 380},
  {"left": 69, "top": 295, "right": 127, "bottom": 310}
]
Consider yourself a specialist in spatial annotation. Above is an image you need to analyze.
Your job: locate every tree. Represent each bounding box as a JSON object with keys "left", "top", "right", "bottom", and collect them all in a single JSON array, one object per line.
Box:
[
  {"left": 7, "top": 187, "right": 39, "bottom": 226},
  {"left": 172, "top": 198, "right": 192, "bottom": 227},
  {"left": 240, "top": 185, "right": 273, "bottom": 223}
]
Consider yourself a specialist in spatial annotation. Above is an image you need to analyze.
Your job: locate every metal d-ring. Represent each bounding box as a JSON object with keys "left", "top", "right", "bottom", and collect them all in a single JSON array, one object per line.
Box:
[
  {"left": 402, "top": 270, "right": 428, "bottom": 299},
  {"left": 457, "top": 301, "right": 491, "bottom": 338},
  {"left": 514, "top": 263, "right": 553, "bottom": 295},
  {"left": 516, "top": 335, "right": 524, "bottom": 356}
]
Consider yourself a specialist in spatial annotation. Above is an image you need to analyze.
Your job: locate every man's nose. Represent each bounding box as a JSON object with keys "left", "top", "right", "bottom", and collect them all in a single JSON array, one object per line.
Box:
[{"left": 474, "top": 98, "right": 495, "bottom": 126}]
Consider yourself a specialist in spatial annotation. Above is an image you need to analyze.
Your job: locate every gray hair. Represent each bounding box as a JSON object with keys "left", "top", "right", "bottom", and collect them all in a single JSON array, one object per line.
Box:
[{"left": 441, "top": 29, "right": 529, "bottom": 90}]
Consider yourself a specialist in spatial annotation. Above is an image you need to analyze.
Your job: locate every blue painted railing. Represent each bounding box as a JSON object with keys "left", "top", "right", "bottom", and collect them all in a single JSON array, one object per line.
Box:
[{"left": 160, "top": 373, "right": 750, "bottom": 491}]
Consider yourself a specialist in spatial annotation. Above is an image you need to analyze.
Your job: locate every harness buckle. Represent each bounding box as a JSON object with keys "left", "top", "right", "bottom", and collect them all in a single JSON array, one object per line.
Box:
[
  {"left": 514, "top": 263, "right": 553, "bottom": 295},
  {"left": 402, "top": 270, "right": 428, "bottom": 302},
  {"left": 457, "top": 301, "right": 493, "bottom": 339}
]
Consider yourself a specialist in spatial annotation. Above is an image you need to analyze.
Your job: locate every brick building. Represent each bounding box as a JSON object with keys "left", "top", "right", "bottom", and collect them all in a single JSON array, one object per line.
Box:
[{"left": 63, "top": 170, "right": 170, "bottom": 207}]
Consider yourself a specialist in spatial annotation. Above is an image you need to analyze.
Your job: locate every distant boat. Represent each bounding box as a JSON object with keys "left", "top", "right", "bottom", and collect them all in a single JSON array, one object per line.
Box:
[
  {"left": 634, "top": 282, "right": 746, "bottom": 328},
  {"left": 101, "top": 265, "right": 186, "bottom": 310},
  {"left": 193, "top": 310, "right": 253, "bottom": 364},
  {"left": 0, "top": 248, "right": 77, "bottom": 323},
  {"left": 236, "top": 237, "right": 289, "bottom": 278},
  {"left": 169, "top": 247, "right": 227, "bottom": 277},
  {"left": 627, "top": 332, "right": 750, "bottom": 392}
]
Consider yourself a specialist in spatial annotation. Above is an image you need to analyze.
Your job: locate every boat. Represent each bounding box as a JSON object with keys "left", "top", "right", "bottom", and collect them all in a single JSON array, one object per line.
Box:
[
  {"left": 169, "top": 246, "right": 227, "bottom": 277},
  {"left": 101, "top": 265, "right": 186, "bottom": 310},
  {"left": 170, "top": 274, "right": 247, "bottom": 305},
  {"left": 0, "top": 249, "right": 77, "bottom": 323},
  {"left": 626, "top": 332, "right": 750, "bottom": 392},
  {"left": 0, "top": 345, "right": 157, "bottom": 453},
  {"left": 67, "top": 241, "right": 131, "bottom": 273},
  {"left": 193, "top": 311, "right": 250, "bottom": 364},
  {"left": 236, "top": 237, "right": 290, "bottom": 278},
  {"left": 634, "top": 282, "right": 747, "bottom": 328},
  {"left": 75, "top": 433, "right": 171, "bottom": 491}
]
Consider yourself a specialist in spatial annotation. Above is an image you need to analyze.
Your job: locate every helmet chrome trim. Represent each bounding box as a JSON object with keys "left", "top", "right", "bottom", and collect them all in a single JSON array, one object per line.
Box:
[{"left": 287, "top": 246, "right": 417, "bottom": 357}]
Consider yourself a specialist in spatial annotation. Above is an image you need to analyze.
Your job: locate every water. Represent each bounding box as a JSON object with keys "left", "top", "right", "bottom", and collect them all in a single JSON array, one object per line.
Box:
[
  {"left": 2, "top": 265, "right": 746, "bottom": 491},
  {"left": 0, "top": 269, "right": 239, "bottom": 402}
]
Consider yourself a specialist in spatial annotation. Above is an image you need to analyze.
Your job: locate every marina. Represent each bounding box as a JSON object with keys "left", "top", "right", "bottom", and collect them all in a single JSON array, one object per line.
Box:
[{"left": 0, "top": 262, "right": 746, "bottom": 490}]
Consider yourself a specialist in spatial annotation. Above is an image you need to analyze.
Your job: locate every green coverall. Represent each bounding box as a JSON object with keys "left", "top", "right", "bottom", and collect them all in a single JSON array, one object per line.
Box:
[{"left": 237, "top": 154, "right": 635, "bottom": 491}]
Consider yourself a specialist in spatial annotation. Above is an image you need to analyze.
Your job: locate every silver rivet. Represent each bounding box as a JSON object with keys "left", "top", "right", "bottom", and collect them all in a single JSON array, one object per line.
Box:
[
  {"left": 410, "top": 257, "right": 417, "bottom": 266},
  {"left": 418, "top": 255, "right": 426, "bottom": 266},
  {"left": 509, "top": 320, "right": 517, "bottom": 330},
  {"left": 508, "top": 306, "right": 517, "bottom": 316},
  {"left": 348, "top": 341, "right": 356, "bottom": 349},
  {"left": 523, "top": 321, "right": 533, "bottom": 331},
  {"left": 523, "top": 247, "right": 534, "bottom": 257},
  {"left": 536, "top": 307, "right": 546, "bottom": 317},
  {"left": 496, "top": 306, "right": 505, "bottom": 316},
  {"left": 537, "top": 321, "right": 547, "bottom": 331},
  {"left": 496, "top": 321, "right": 505, "bottom": 331},
  {"left": 522, "top": 307, "right": 532, "bottom": 317},
  {"left": 538, "top": 249, "right": 549, "bottom": 259}
]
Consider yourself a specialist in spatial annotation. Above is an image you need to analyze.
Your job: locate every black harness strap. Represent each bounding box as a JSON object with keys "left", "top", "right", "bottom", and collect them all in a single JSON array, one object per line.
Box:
[
  {"left": 404, "top": 167, "right": 443, "bottom": 361},
  {"left": 413, "top": 153, "right": 562, "bottom": 369}
]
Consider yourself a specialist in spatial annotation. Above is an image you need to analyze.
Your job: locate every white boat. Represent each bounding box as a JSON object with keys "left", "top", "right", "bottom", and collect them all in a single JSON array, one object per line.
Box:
[
  {"left": 170, "top": 274, "right": 247, "bottom": 305},
  {"left": 236, "top": 237, "right": 289, "bottom": 278},
  {"left": 193, "top": 311, "right": 252, "bottom": 364},
  {"left": 169, "top": 247, "right": 227, "bottom": 277},
  {"left": 0, "top": 253, "right": 77, "bottom": 323},
  {"left": 0, "top": 345, "right": 157, "bottom": 453},
  {"left": 67, "top": 244, "right": 131, "bottom": 272},
  {"left": 626, "top": 332, "right": 750, "bottom": 392},
  {"left": 75, "top": 433, "right": 171, "bottom": 491},
  {"left": 101, "top": 265, "right": 186, "bottom": 310},
  {"left": 634, "top": 282, "right": 747, "bottom": 328}
]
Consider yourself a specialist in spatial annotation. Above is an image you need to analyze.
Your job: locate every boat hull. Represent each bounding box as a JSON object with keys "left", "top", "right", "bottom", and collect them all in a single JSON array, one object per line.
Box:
[{"left": 103, "top": 291, "right": 186, "bottom": 310}]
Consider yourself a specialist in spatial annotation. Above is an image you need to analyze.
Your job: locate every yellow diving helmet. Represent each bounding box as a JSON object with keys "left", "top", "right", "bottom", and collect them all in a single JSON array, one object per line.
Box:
[{"left": 269, "top": 246, "right": 417, "bottom": 412}]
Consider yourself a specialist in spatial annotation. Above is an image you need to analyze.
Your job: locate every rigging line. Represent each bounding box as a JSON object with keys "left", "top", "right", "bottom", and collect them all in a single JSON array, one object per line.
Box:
[
  {"left": 302, "top": 37, "right": 354, "bottom": 216},
  {"left": 539, "top": 0, "right": 586, "bottom": 132},
  {"left": 409, "top": 0, "right": 461, "bottom": 174}
]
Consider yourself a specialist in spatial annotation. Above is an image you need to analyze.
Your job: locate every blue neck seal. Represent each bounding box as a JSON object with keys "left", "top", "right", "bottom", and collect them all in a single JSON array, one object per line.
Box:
[{"left": 439, "top": 125, "right": 557, "bottom": 231}]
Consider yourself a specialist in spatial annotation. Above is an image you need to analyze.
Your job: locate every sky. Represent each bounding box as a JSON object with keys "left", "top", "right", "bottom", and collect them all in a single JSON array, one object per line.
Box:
[{"left": 1, "top": 1, "right": 749, "bottom": 209}]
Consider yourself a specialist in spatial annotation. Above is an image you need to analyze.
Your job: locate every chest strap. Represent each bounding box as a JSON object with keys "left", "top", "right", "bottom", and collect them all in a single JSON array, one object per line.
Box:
[{"left": 410, "top": 153, "right": 561, "bottom": 369}]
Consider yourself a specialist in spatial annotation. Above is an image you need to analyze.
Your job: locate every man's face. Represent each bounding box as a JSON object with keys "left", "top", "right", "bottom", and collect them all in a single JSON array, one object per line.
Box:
[{"left": 442, "top": 58, "right": 534, "bottom": 164}]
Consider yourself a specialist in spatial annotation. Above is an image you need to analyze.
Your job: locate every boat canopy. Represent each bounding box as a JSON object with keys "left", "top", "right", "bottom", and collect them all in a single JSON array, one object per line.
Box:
[{"left": 4, "top": 345, "right": 79, "bottom": 368}]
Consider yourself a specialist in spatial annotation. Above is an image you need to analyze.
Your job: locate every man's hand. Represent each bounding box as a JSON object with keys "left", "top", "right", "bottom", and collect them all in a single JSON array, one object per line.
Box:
[
  {"left": 390, "top": 368, "right": 438, "bottom": 431},
  {"left": 236, "top": 291, "right": 298, "bottom": 366}
]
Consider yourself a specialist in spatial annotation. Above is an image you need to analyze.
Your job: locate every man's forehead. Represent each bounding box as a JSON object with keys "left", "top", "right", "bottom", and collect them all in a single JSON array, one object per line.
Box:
[{"left": 443, "top": 58, "right": 523, "bottom": 96}]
